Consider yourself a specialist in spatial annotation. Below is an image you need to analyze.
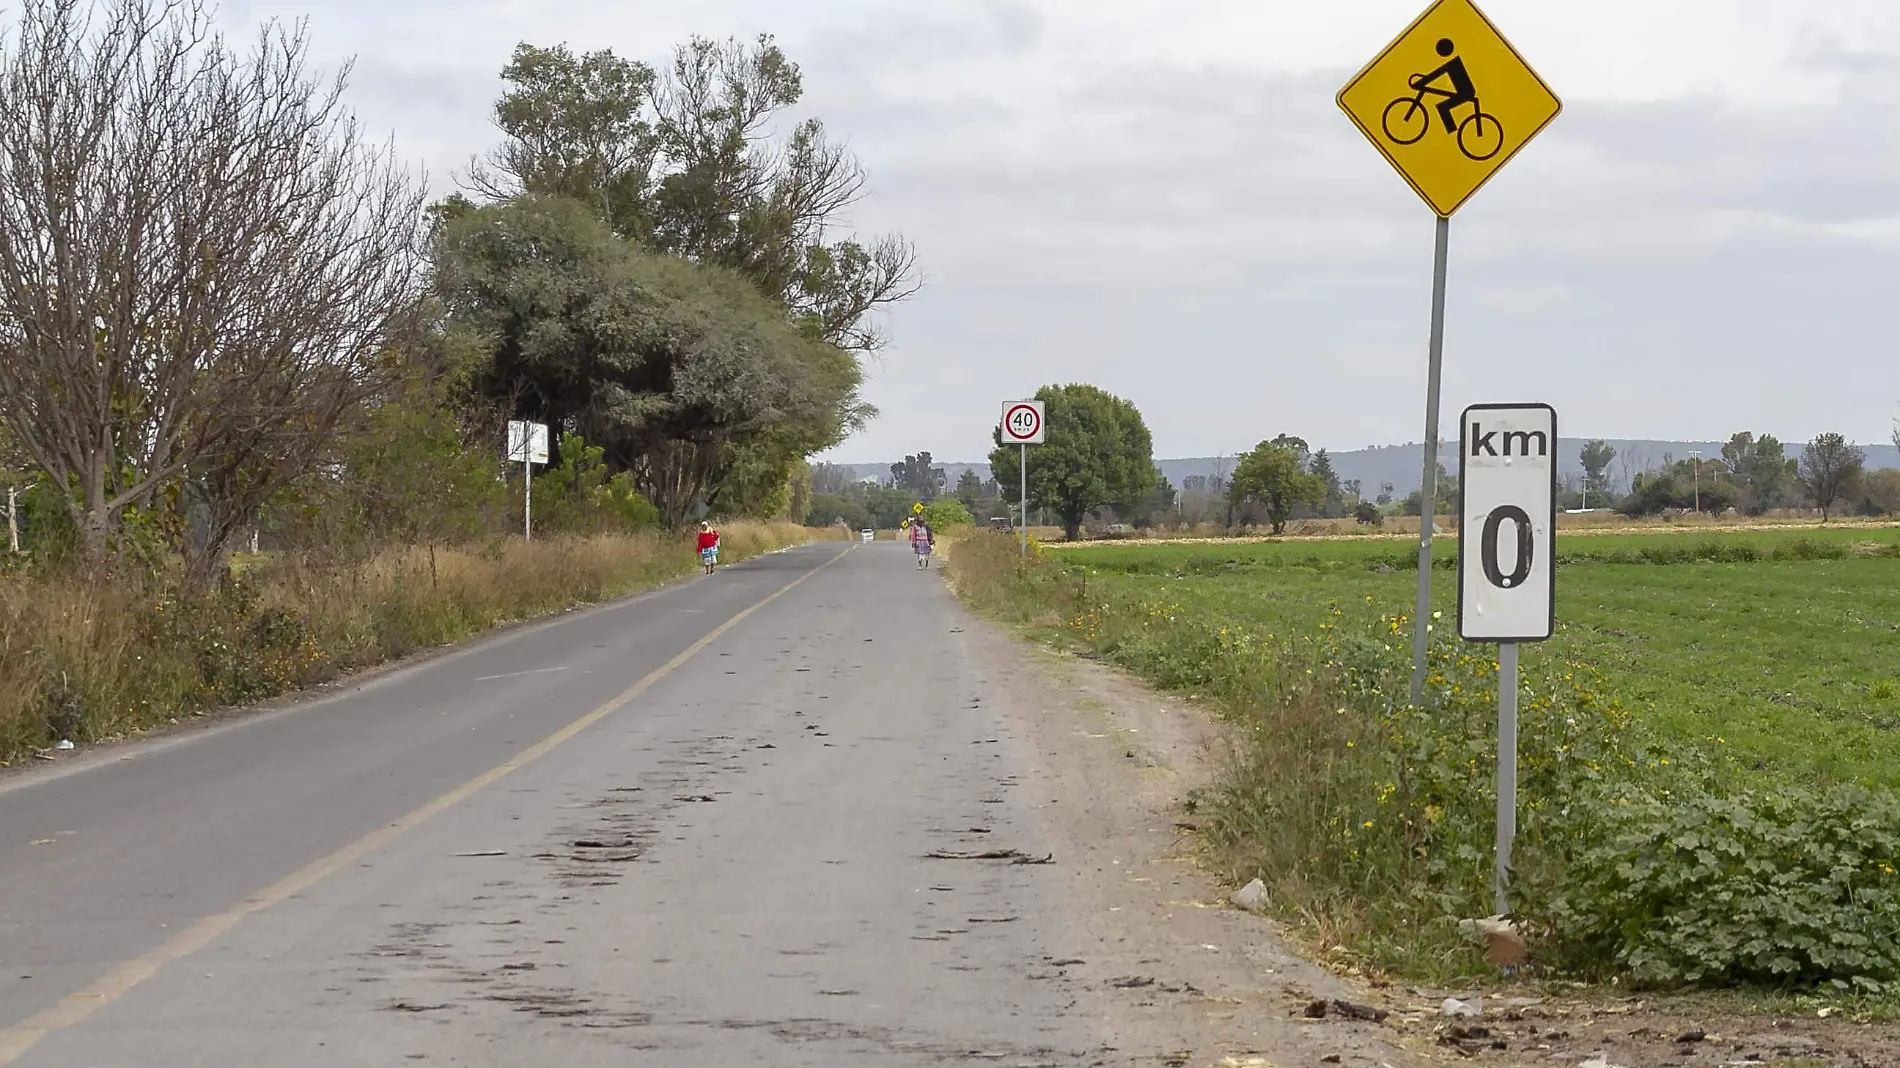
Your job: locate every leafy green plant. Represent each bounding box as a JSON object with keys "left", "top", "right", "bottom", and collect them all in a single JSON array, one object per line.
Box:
[
  {"left": 1540, "top": 784, "right": 1900, "bottom": 989},
  {"left": 921, "top": 497, "right": 974, "bottom": 530},
  {"left": 533, "top": 432, "right": 661, "bottom": 534}
]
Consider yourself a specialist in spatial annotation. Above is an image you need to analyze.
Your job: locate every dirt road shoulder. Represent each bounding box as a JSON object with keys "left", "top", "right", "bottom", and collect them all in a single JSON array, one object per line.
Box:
[
  {"left": 955, "top": 614, "right": 1429, "bottom": 1068},
  {"left": 955, "top": 602, "right": 1900, "bottom": 1068}
]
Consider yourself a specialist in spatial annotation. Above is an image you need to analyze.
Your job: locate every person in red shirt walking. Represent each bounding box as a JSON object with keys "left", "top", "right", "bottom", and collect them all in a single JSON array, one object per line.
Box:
[{"left": 696, "top": 521, "right": 720, "bottom": 574}]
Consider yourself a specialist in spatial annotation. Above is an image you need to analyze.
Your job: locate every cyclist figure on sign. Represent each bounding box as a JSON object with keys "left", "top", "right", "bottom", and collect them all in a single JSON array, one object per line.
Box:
[{"left": 1413, "top": 38, "right": 1477, "bottom": 134}]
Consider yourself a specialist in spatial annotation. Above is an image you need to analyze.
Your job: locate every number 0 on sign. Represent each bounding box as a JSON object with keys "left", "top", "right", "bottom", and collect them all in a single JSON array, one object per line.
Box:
[
  {"left": 1001, "top": 401, "right": 1045, "bottom": 445},
  {"left": 1458, "top": 403, "right": 1556, "bottom": 643}
]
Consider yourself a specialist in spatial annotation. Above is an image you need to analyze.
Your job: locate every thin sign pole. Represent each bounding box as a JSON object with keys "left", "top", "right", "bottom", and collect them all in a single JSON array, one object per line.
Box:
[
  {"left": 524, "top": 452, "right": 533, "bottom": 543},
  {"left": 1495, "top": 640, "right": 1519, "bottom": 916},
  {"left": 1410, "top": 215, "right": 1451, "bottom": 705},
  {"left": 1019, "top": 442, "right": 1028, "bottom": 557}
]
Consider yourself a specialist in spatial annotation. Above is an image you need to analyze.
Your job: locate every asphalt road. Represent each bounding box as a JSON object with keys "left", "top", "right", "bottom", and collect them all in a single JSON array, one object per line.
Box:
[{"left": 0, "top": 542, "right": 1116, "bottom": 1066}]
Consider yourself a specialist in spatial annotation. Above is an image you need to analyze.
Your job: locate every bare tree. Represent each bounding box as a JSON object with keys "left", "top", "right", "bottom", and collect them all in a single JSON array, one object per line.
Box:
[
  {"left": 0, "top": 0, "right": 424, "bottom": 582},
  {"left": 1798, "top": 433, "right": 1865, "bottom": 522},
  {"left": 1891, "top": 407, "right": 1899, "bottom": 452}
]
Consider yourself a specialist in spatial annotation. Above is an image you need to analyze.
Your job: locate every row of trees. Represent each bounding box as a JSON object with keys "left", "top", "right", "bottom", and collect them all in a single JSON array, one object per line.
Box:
[
  {"left": 1594, "top": 429, "right": 1900, "bottom": 520},
  {"left": 0, "top": 0, "right": 914, "bottom": 585},
  {"left": 933, "top": 389, "right": 1900, "bottom": 542}
]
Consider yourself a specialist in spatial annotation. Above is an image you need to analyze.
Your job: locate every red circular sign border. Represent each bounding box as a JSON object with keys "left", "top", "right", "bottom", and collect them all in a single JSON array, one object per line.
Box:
[{"left": 1003, "top": 403, "right": 1042, "bottom": 443}]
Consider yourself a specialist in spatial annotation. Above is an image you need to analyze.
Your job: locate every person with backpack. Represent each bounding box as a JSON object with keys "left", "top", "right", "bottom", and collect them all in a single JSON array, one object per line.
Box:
[{"left": 696, "top": 521, "right": 720, "bottom": 574}]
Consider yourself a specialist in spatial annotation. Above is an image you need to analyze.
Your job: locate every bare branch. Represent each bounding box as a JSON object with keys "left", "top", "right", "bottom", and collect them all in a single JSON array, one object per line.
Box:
[{"left": 0, "top": 0, "right": 425, "bottom": 573}]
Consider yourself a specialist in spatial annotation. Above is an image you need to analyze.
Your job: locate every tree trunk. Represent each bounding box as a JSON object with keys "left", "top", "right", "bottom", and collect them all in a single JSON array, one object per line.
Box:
[
  {"left": 182, "top": 544, "right": 230, "bottom": 596},
  {"left": 79, "top": 456, "right": 112, "bottom": 564}
]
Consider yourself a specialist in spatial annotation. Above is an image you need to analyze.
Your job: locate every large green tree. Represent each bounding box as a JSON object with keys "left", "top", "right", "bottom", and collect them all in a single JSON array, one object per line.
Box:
[
  {"left": 953, "top": 468, "right": 984, "bottom": 509},
  {"left": 889, "top": 453, "right": 945, "bottom": 500},
  {"left": 471, "top": 36, "right": 916, "bottom": 354},
  {"left": 1308, "top": 448, "right": 1344, "bottom": 518},
  {"left": 1798, "top": 432, "right": 1865, "bottom": 521},
  {"left": 434, "top": 195, "right": 867, "bottom": 525},
  {"left": 1229, "top": 439, "right": 1325, "bottom": 536},
  {"left": 1721, "top": 431, "right": 1796, "bottom": 515},
  {"left": 1580, "top": 439, "right": 1616, "bottom": 500},
  {"left": 988, "top": 385, "right": 1158, "bottom": 541}
]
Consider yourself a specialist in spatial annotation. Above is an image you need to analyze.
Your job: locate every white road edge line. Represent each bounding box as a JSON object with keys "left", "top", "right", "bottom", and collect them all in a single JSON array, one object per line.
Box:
[{"left": 472, "top": 666, "right": 570, "bottom": 682}]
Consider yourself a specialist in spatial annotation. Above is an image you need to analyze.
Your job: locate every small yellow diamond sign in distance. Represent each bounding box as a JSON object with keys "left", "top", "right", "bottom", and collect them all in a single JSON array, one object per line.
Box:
[{"left": 1337, "top": 0, "right": 1561, "bottom": 217}]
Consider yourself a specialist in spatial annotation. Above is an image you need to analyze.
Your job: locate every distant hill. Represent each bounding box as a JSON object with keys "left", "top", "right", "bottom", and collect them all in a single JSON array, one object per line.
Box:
[{"left": 837, "top": 439, "right": 1900, "bottom": 498}]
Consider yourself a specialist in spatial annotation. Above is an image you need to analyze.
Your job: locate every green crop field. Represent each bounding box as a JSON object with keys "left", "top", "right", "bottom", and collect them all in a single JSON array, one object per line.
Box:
[{"left": 1055, "top": 527, "right": 1900, "bottom": 788}]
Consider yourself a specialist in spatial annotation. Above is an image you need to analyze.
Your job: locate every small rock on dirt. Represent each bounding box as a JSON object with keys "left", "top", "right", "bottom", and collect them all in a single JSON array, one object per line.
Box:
[
  {"left": 1330, "top": 999, "right": 1389, "bottom": 1023},
  {"left": 1458, "top": 915, "right": 1528, "bottom": 968},
  {"left": 1230, "top": 878, "right": 1270, "bottom": 913},
  {"left": 1442, "top": 997, "right": 1482, "bottom": 1018}
]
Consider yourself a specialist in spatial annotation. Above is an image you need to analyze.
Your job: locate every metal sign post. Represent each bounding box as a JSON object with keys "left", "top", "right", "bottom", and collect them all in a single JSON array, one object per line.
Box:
[
  {"left": 1457, "top": 403, "right": 1556, "bottom": 916},
  {"left": 1000, "top": 401, "right": 1046, "bottom": 557},
  {"left": 1411, "top": 215, "right": 1450, "bottom": 703},
  {"left": 1335, "top": 0, "right": 1562, "bottom": 704},
  {"left": 506, "top": 420, "right": 549, "bottom": 542},
  {"left": 1494, "top": 639, "right": 1519, "bottom": 916}
]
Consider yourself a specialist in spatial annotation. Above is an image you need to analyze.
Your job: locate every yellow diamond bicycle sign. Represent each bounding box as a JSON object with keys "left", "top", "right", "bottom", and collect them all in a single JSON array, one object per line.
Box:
[{"left": 1337, "top": 0, "right": 1561, "bottom": 217}]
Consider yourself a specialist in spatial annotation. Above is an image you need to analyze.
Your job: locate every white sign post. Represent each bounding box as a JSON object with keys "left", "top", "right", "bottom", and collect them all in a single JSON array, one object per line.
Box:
[
  {"left": 1457, "top": 402, "right": 1555, "bottom": 917},
  {"left": 1000, "top": 401, "right": 1045, "bottom": 556},
  {"left": 506, "top": 420, "right": 550, "bottom": 541}
]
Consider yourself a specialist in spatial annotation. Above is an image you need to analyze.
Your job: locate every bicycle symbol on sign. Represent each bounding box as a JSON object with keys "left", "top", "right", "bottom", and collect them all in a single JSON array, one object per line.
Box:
[{"left": 1380, "top": 38, "right": 1504, "bottom": 162}]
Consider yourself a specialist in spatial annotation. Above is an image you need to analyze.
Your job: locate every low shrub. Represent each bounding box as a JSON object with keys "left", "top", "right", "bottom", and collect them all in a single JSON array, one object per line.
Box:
[{"left": 1541, "top": 783, "right": 1900, "bottom": 989}]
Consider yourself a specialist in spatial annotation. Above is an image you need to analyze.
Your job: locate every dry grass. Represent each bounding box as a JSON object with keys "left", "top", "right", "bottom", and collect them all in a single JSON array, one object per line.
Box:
[{"left": 0, "top": 522, "right": 818, "bottom": 763}]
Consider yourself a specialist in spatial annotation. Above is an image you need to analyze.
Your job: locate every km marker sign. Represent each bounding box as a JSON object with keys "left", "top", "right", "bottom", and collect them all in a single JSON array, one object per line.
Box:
[
  {"left": 1466, "top": 422, "right": 1548, "bottom": 460},
  {"left": 1457, "top": 402, "right": 1556, "bottom": 919},
  {"left": 1458, "top": 404, "right": 1555, "bottom": 642}
]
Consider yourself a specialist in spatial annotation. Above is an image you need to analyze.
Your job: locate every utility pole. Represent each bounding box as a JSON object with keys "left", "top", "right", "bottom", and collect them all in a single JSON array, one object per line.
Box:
[{"left": 1689, "top": 449, "right": 1702, "bottom": 513}]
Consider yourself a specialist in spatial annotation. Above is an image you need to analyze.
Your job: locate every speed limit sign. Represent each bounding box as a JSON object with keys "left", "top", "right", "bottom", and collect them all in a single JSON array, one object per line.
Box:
[
  {"left": 1000, "top": 401, "right": 1045, "bottom": 445},
  {"left": 1457, "top": 403, "right": 1556, "bottom": 643}
]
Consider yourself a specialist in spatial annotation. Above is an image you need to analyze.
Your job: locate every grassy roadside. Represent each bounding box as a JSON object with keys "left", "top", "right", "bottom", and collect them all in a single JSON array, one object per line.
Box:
[
  {"left": 0, "top": 522, "right": 821, "bottom": 764},
  {"left": 945, "top": 530, "right": 1900, "bottom": 994},
  {"left": 1065, "top": 531, "right": 1900, "bottom": 788}
]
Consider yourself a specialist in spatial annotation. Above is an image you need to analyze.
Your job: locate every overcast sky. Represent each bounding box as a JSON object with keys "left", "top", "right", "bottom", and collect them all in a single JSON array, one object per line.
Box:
[{"left": 225, "top": 0, "right": 1900, "bottom": 462}]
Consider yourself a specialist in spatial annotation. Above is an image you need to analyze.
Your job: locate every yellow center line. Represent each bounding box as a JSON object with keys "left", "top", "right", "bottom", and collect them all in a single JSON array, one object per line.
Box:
[{"left": 0, "top": 542, "right": 853, "bottom": 1065}]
